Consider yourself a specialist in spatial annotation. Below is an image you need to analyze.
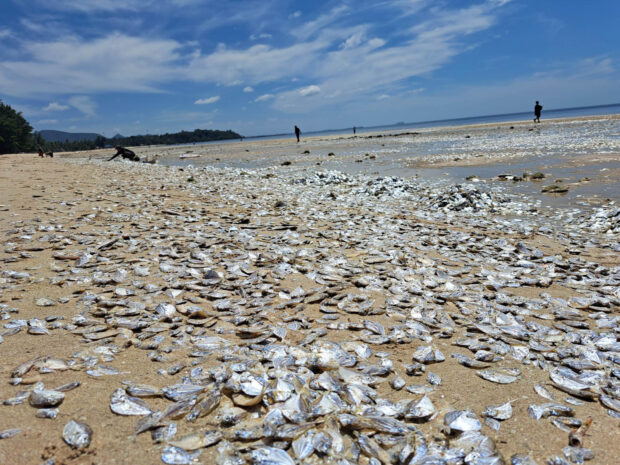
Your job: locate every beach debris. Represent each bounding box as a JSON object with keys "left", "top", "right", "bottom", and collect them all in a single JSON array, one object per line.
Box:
[
  {"left": 443, "top": 410, "right": 482, "bottom": 435},
  {"left": 29, "top": 386, "right": 65, "bottom": 408},
  {"left": 0, "top": 428, "right": 21, "bottom": 439},
  {"left": 62, "top": 420, "right": 92, "bottom": 449},
  {"left": 568, "top": 417, "right": 593, "bottom": 448},
  {"left": 542, "top": 184, "right": 569, "bottom": 194},
  {"left": 483, "top": 401, "right": 513, "bottom": 421}
]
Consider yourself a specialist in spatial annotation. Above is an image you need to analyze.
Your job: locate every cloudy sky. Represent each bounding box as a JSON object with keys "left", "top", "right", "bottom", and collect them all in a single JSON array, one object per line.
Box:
[{"left": 1, "top": 0, "right": 618, "bottom": 136}]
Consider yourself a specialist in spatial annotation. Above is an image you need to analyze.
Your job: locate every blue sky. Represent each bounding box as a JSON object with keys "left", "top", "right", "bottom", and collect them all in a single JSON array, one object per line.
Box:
[{"left": 1, "top": 0, "right": 618, "bottom": 137}]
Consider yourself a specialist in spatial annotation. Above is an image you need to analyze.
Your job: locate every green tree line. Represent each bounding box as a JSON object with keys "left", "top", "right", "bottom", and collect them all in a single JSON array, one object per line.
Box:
[
  {"left": 1, "top": 100, "right": 242, "bottom": 155},
  {"left": 0, "top": 101, "right": 35, "bottom": 154},
  {"left": 37, "top": 128, "right": 242, "bottom": 153}
]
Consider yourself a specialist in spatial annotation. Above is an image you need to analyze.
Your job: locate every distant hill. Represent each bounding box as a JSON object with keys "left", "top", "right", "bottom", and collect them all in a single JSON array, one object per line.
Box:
[{"left": 37, "top": 130, "right": 103, "bottom": 143}]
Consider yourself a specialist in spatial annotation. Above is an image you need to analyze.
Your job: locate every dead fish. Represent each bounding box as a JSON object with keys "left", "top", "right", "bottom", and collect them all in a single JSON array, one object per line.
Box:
[
  {"left": 134, "top": 411, "right": 165, "bottom": 435},
  {"left": 54, "top": 381, "right": 81, "bottom": 392},
  {"left": 412, "top": 346, "right": 445, "bottom": 364},
  {"left": 443, "top": 410, "right": 481, "bottom": 435},
  {"left": 2, "top": 391, "right": 30, "bottom": 406},
  {"left": 35, "top": 408, "right": 59, "bottom": 419},
  {"left": 527, "top": 403, "right": 574, "bottom": 420},
  {"left": 63, "top": 420, "right": 92, "bottom": 449},
  {"left": 251, "top": 446, "right": 295, "bottom": 465},
  {"left": 124, "top": 383, "right": 162, "bottom": 398},
  {"left": 533, "top": 384, "right": 556, "bottom": 401},
  {"left": 509, "top": 454, "right": 538, "bottom": 465},
  {"left": 29, "top": 387, "right": 65, "bottom": 408},
  {"left": 0, "top": 428, "right": 21, "bottom": 439},
  {"left": 168, "top": 430, "right": 222, "bottom": 450},
  {"left": 110, "top": 388, "right": 153, "bottom": 416},
  {"left": 483, "top": 401, "right": 513, "bottom": 420},
  {"left": 405, "top": 395, "right": 436, "bottom": 421},
  {"left": 426, "top": 372, "right": 441, "bottom": 386},
  {"left": 600, "top": 394, "right": 620, "bottom": 413},
  {"left": 187, "top": 390, "right": 221, "bottom": 421},
  {"left": 451, "top": 353, "right": 490, "bottom": 369},
  {"left": 151, "top": 423, "right": 177, "bottom": 444},
  {"left": 162, "top": 384, "right": 205, "bottom": 402},
  {"left": 477, "top": 368, "right": 520, "bottom": 384},
  {"left": 562, "top": 446, "right": 594, "bottom": 464},
  {"left": 292, "top": 431, "right": 315, "bottom": 459},
  {"left": 161, "top": 446, "right": 201, "bottom": 464},
  {"left": 12, "top": 356, "right": 46, "bottom": 378},
  {"left": 549, "top": 370, "right": 599, "bottom": 400},
  {"left": 357, "top": 433, "right": 392, "bottom": 465},
  {"left": 390, "top": 376, "right": 406, "bottom": 390}
]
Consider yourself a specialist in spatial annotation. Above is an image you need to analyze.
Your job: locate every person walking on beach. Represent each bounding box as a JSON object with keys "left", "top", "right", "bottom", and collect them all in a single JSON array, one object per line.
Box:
[
  {"left": 534, "top": 101, "right": 543, "bottom": 123},
  {"left": 353, "top": 126, "right": 356, "bottom": 135},
  {"left": 294, "top": 125, "right": 301, "bottom": 143}
]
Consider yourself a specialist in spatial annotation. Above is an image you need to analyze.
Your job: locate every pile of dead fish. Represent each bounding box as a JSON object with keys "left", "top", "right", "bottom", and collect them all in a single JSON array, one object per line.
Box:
[
  {"left": 425, "top": 184, "right": 507, "bottom": 213},
  {"left": 294, "top": 171, "right": 354, "bottom": 186},
  {"left": 0, "top": 158, "right": 618, "bottom": 465},
  {"left": 580, "top": 206, "right": 619, "bottom": 235}
]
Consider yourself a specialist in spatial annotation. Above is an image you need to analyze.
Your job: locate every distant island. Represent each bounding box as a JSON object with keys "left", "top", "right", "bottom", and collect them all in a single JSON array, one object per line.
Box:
[{"left": 35, "top": 128, "right": 242, "bottom": 152}]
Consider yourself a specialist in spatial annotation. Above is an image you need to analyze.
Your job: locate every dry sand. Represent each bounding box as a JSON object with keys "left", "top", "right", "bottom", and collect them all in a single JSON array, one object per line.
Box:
[{"left": 0, "top": 122, "right": 618, "bottom": 465}]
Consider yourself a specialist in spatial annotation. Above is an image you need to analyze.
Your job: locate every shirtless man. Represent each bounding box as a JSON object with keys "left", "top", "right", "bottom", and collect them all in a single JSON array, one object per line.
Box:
[{"left": 108, "top": 146, "right": 140, "bottom": 161}]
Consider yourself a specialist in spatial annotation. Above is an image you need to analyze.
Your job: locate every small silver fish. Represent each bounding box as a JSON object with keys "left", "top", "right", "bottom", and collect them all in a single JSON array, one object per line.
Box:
[{"left": 63, "top": 420, "right": 92, "bottom": 449}]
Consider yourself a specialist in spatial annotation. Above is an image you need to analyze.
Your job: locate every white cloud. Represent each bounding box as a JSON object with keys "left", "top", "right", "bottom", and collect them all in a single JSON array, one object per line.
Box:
[
  {"left": 250, "top": 33, "right": 272, "bottom": 41},
  {"left": 194, "top": 96, "right": 220, "bottom": 104},
  {"left": 289, "top": 11, "right": 301, "bottom": 19},
  {"left": 292, "top": 5, "right": 349, "bottom": 40},
  {"left": 243, "top": 86, "right": 254, "bottom": 93},
  {"left": 187, "top": 40, "right": 331, "bottom": 86},
  {"left": 43, "top": 102, "right": 69, "bottom": 111},
  {"left": 35, "top": 119, "right": 59, "bottom": 125},
  {"left": 299, "top": 85, "right": 321, "bottom": 97},
  {"left": 0, "top": 28, "right": 11, "bottom": 39},
  {"left": 377, "top": 94, "right": 390, "bottom": 100},
  {"left": 36, "top": 0, "right": 154, "bottom": 12},
  {"left": 254, "top": 94, "right": 274, "bottom": 102},
  {"left": 0, "top": 33, "right": 182, "bottom": 96},
  {"left": 69, "top": 95, "right": 97, "bottom": 116},
  {"left": 271, "top": 1, "right": 509, "bottom": 113},
  {"left": 341, "top": 31, "right": 365, "bottom": 50}
]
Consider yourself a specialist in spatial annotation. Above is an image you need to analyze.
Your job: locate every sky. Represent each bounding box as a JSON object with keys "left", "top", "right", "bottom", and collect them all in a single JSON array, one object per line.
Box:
[{"left": 1, "top": 0, "right": 619, "bottom": 137}]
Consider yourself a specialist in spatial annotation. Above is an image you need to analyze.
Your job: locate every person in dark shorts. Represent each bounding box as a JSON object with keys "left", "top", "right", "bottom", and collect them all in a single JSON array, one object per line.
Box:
[
  {"left": 108, "top": 146, "right": 140, "bottom": 161},
  {"left": 294, "top": 125, "right": 301, "bottom": 142},
  {"left": 534, "top": 101, "right": 543, "bottom": 123}
]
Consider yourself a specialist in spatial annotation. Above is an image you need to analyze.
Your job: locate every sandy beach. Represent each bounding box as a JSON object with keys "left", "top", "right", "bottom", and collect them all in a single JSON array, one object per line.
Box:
[{"left": 1, "top": 117, "right": 619, "bottom": 465}]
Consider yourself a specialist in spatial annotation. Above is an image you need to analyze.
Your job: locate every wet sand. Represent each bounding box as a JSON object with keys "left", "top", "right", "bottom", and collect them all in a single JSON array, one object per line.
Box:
[{"left": 0, "top": 118, "right": 619, "bottom": 465}]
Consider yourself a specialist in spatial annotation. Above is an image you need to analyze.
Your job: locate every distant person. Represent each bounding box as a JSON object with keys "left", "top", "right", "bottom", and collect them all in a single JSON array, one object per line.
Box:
[
  {"left": 37, "top": 145, "right": 53, "bottom": 158},
  {"left": 353, "top": 126, "right": 356, "bottom": 135},
  {"left": 108, "top": 146, "right": 140, "bottom": 162},
  {"left": 534, "top": 101, "right": 543, "bottom": 123},
  {"left": 294, "top": 125, "right": 301, "bottom": 143}
]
